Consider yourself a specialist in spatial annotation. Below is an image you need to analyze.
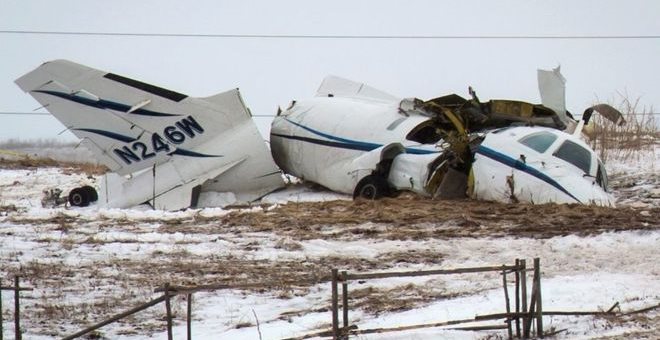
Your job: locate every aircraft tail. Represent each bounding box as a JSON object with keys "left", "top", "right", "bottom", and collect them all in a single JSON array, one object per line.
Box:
[
  {"left": 15, "top": 60, "right": 254, "bottom": 175},
  {"left": 16, "top": 60, "right": 284, "bottom": 209}
]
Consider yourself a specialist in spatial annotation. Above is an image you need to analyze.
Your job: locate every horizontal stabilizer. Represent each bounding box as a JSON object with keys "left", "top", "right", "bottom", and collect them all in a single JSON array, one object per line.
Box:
[
  {"left": 316, "top": 76, "right": 399, "bottom": 102},
  {"left": 100, "top": 156, "right": 246, "bottom": 210}
]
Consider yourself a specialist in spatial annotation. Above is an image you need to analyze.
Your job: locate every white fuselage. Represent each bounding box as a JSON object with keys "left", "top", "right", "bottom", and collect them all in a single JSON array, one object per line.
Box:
[
  {"left": 472, "top": 126, "right": 614, "bottom": 206},
  {"left": 271, "top": 96, "right": 439, "bottom": 194},
  {"left": 271, "top": 97, "right": 615, "bottom": 206}
]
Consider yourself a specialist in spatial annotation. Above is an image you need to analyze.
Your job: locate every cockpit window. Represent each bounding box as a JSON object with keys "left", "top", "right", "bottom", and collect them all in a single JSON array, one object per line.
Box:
[
  {"left": 518, "top": 131, "right": 558, "bottom": 153},
  {"left": 406, "top": 121, "right": 443, "bottom": 144},
  {"left": 553, "top": 140, "right": 592, "bottom": 174}
]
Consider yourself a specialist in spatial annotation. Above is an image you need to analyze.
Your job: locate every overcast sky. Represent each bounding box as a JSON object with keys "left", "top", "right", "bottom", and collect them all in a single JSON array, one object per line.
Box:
[{"left": 1, "top": 0, "right": 659, "bottom": 142}]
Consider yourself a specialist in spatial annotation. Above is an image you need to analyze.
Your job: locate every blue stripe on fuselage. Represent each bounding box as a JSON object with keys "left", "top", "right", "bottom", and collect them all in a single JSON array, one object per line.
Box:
[
  {"left": 279, "top": 118, "right": 436, "bottom": 154},
  {"left": 476, "top": 145, "right": 581, "bottom": 203}
]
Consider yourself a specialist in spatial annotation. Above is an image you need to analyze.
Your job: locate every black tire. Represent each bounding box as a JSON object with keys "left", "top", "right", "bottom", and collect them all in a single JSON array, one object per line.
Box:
[
  {"left": 353, "top": 175, "right": 390, "bottom": 200},
  {"left": 80, "top": 185, "right": 98, "bottom": 202},
  {"left": 69, "top": 187, "right": 90, "bottom": 207}
]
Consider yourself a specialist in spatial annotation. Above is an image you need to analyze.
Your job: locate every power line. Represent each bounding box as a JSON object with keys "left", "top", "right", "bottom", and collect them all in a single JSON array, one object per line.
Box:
[
  {"left": 1, "top": 30, "right": 659, "bottom": 40},
  {"left": 2, "top": 111, "right": 658, "bottom": 117},
  {"left": 0, "top": 111, "right": 278, "bottom": 117}
]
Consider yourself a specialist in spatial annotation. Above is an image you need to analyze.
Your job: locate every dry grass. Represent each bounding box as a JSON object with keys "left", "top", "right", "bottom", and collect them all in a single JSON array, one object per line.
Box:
[
  {"left": 591, "top": 312, "right": 660, "bottom": 339},
  {"left": 587, "top": 94, "right": 659, "bottom": 162},
  {"left": 348, "top": 283, "right": 467, "bottom": 314},
  {"left": 0, "top": 157, "right": 107, "bottom": 176},
  {"left": 0, "top": 193, "right": 657, "bottom": 337},
  {"left": 0, "top": 204, "right": 22, "bottom": 215},
  {"left": 0, "top": 138, "right": 77, "bottom": 149},
  {"left": 217, "top": 195, "right": 659, "bottom": 240}
]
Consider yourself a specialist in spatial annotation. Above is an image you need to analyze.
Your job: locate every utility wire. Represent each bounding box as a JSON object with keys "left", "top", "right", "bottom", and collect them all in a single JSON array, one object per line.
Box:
[
  {"left": 2, "top": 111, "right": 658, "bottom": 117},
  {"left": 1, "top": 30, "right": 659, "bottom": 40},
  {"left": 0, "top": 111, "right": 278, "bottom": 117}
]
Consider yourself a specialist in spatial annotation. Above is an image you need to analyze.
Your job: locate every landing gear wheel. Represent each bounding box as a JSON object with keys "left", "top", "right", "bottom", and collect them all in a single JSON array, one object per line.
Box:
[
  {"left": 80, "top": 185, "right": 98, "bottom": 202},
  {"left": 353, "top": 175, "right": 390, "bottom": 200},
  {"left": 68, "top": 187, "right": 90, "bottom": 207}
]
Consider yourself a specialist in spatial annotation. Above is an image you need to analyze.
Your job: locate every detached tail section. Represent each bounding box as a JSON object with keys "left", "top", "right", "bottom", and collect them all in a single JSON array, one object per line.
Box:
[{"left": 16, "top": 60, "right": 284, "bottom": 210}]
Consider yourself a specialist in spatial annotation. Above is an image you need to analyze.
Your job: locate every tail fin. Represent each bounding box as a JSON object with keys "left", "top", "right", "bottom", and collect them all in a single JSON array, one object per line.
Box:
[
  {"left": 15, "top": 60, "right": 250, "bottom": 175},
  {"left": 16, "top": 60, "right": 284, "bottom": 209}
]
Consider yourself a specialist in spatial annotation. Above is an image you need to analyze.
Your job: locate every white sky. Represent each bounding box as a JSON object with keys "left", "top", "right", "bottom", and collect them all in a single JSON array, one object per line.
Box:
[{"left": 1, "top": 0, "right": 659, "bottom": 141}]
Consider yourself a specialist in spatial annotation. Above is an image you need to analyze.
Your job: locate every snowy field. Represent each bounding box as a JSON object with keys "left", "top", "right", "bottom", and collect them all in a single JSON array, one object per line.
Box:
[{"left": 0, "top": 145, "right": 658, "bottom": 339}]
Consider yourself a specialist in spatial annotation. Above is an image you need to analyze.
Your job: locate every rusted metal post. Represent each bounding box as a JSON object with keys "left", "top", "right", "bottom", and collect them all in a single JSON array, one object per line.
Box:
[
  {"left": 534, "top": 258, "right": 543, "bottom": 338},
  {"left": 164, "top": 283, "right": 173, "bottom": 340},
  {"left": 520, "top": 259, "right": 528, "bottom": 338},
  {"left": 13, "top": 277, "right": 20, "bottom": 340},
  {"left": 331, "top": 269, "right": 339, "bottom": 340},
  {"left": 502, "top": 268, "right": 513, "bottom": 340},
  {"left": 341, "top": 270, "right": 349, "bottom": 337},
  {"left": 515, "top": 259, "right": 521, "bottom": 338},
  {"left": 187, "top": 293, "right": 192, "bottom": 340}
]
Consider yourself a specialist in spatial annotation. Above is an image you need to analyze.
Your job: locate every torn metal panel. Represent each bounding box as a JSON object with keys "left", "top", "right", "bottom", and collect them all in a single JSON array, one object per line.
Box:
[{"left": 537, "top": 66, "right": 568, "bottom": 122}]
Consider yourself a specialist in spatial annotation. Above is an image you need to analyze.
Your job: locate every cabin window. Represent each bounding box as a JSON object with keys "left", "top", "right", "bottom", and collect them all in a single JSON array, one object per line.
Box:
[
  {"left": 553, "top": 140, "right": 592, "bottom": 174},
  {"left": 518, "top": 131, "right": 557, "bottom": 153},
  {"left": 406, "top": 121, "right": 443, "bottom": 144}
]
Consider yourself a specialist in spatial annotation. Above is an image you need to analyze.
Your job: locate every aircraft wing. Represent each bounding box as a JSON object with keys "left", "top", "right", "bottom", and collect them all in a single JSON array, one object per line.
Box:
[{"left": 16, "top": 60, "right": 284, "bottom": 209}]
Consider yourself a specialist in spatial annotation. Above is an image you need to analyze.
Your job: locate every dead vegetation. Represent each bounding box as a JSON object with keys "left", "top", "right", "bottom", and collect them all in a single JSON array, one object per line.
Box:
[
  {"left": 0, "top": 156, "right": 107, "bottom": 176},
  {"left": 587, "top": 94, "right": 658, "bottom": 162},
  {"left": 0, "top": 189, "right": 656, "bottom": 337},
  {"left": 0, "top": 204, "right": 22, "bottom": 215},
  {"left": 587, "top": 312, "right": 660, "bottom": 339},
  {"left": 216, "top": 194, "right": 659, "bottom": 240}
]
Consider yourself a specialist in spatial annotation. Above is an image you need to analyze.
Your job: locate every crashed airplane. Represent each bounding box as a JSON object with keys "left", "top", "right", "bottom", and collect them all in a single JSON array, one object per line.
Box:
[
  {"left": 16, "top": 60, "right": 284, "bottom": 210},
  {"left": 271, "top": 69, "right": 624, "bottom": 206},
  {"left": 16, "top": 60, "right": 623, "bottom": 210}
]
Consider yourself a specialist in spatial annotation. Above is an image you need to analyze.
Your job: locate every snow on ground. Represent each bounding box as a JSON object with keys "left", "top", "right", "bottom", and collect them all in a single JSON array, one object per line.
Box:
[{"left": 0, "top": 145, "right": 658, "bottom": 339}]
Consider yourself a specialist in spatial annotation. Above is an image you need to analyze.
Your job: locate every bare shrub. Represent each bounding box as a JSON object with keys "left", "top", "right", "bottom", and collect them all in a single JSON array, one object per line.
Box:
[
  {"left": 0, "top": 138, "right": 77, "bottom": 150},
  {"left": 587, "top": 93, "right": 658, "bottom": 162},
  {"left": 0, "top": 156, "right": 107, "bottom": 175},
  {"left": 0, "top": 138, "right": 106, "bottom": 174}
]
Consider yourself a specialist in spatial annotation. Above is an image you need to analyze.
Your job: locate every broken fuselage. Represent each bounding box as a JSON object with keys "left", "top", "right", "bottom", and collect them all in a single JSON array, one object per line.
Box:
[{"left": 270, "top": 76, "right": 615, "bottom": 206}]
